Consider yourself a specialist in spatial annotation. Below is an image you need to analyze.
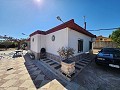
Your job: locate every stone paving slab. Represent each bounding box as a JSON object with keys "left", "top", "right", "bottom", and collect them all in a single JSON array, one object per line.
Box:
[
  {"left": 39, "top": 79, "right": 67, "bottom": 90},
  {"left": 0, "top": 80, "right": 17, "bottom": 87},
  {"left": 0, "top": 51, "right": 60, "bottom": 90}
]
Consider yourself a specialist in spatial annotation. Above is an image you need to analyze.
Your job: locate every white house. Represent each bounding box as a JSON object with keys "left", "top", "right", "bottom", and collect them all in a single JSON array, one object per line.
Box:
[{"left": 30, "top": 19, "right": 96, "bottom": 62}]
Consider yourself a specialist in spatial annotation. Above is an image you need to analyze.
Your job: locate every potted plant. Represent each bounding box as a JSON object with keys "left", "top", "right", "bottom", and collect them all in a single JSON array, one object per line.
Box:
[{"left": 57, "top": 47, "right": 75, "bottom": 77}]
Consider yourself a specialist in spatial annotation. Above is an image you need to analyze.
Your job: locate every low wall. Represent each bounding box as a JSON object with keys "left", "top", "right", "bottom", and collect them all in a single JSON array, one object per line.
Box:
[
  {"left": 93, "top": 41, "right": 118, "bottom": 49},
  {"left": 46, "top": 52, "right": 61, "bottom": 63},
  {"left": 46, "top": 52, "right": 86, "bottom": 63},
  {"left": 31, "top": 50, "right": 88, "bottom": 62},
  {"left": 70, "top": 53, "right": 86, "bottom": 62}
]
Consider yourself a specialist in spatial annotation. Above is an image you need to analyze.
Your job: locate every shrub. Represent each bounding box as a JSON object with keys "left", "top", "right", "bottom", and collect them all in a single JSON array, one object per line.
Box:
[{"left": 57, "top": 47, "right": 75, "bottom": 60}]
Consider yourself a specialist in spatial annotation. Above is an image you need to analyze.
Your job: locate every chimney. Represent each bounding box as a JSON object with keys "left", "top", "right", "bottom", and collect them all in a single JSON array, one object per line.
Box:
[
  {"left": 84, "top": 22, "right": 86, "bottom": 30},
  {"left": 83, "top": 16, "right": 86, "bottom": 30}
]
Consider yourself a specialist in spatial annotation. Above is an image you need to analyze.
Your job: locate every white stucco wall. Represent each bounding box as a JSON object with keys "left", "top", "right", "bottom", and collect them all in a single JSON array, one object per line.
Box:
[
  {"left": 46, "top": 28, "right": 68, "bottom": 55},
  {"left": 30, "top": 27, "right": 93, "bottom": 56},
  {"left": 30, "top": 34, "right": 39, "bottom": 53},
  {"left": 68, "top": 28, "right": 92, "bottom": 54},
  {"left": 30, "top": 34, "right": 46, "bottom": 53}
]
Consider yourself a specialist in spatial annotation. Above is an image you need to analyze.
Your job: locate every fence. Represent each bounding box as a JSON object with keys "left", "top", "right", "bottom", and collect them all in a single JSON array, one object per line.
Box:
[{"left": 93, "top": 41, "right": 118, "bottom": 49}]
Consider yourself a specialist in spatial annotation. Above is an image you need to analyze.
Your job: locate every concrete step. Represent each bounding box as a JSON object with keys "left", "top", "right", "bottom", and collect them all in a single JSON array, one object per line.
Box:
[
  {"left": 42, "top": 59, "right": 50, "bottom": 61},
  {"left": 46, "top": 60, "right": 53, "bottom": 63},
  {"left": 81, "top": 60, "right": 90, "bottom": 63},
  {"left": 54, "top": 65, "right": 61, "bottom": 69},
  {"left": 75, "top": 66, "right": 82, "bottom": 70},
  {"left": 79, "top": 61, "right": 88, "bottom": 64},
  {"left": 76, "top": 63, "right": 85, "bottom": 67},
  {"left": 52, "top": 64, "right": 60, "bottom": 68},
  {"left": 49, "top": 62, "right": 58, "bottom": 66},
  {"left": 75, "top": 64, "right": 84, "bottom": 69},
  {"left": 82, "top": 60, "right": 91, "bottom": 63}
]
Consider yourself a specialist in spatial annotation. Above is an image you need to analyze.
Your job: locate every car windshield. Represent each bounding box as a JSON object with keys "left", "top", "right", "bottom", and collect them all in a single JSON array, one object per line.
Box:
[
  {"left": 103, "top": 48, "right": 114, "bottom": 52},
  {"left": 102, "top": 48, "right": 120, "bottom": 57}
]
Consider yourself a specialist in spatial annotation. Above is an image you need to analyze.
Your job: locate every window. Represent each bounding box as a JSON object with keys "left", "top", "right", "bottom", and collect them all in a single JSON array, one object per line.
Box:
[
  {"left": 32, "top": 38, "right": 34, "bottom": 42},
  {"left": 51, "top": 35, "right": 55, "bottom": 41},
  {"left": 78, "top": 39, "right": 83, "bottom": 52},
  {"left": 89, "top": 41, "right": 92, "bottom": 50}
]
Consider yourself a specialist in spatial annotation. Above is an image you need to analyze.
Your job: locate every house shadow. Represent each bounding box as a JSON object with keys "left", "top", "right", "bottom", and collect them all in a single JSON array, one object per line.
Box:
[{"left": 23, "top": 54, "right": 53, "bottom": 89}]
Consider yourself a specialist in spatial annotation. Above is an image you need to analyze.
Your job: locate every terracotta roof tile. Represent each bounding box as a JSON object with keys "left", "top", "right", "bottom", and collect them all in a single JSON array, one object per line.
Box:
[
  {"left": 30, "top": 30, "right": 46, "bottom": 37},
  {"left": 26, "top": 38, "right": 30, "bottom": 41},
  {"left": 30, "top": 19, "right": 96, "bottom": 38}
]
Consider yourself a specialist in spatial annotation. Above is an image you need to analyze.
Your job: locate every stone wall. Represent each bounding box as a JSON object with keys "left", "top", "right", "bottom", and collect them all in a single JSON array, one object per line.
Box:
[
  {"left": 46, "top": 52, "right": 61, "bottom": 63},
  {"left": 30, "top": 50, "right": 87, "bottom": 62},
  {"left": 46, "top": 52, "right": 86, "bottom": 63},
  {"left": 70, "top": 53, "right": 86, "bottom": 62}
]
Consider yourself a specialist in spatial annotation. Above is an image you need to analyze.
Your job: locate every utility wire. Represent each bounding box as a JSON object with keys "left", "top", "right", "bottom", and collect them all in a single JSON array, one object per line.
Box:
[{"left": 88, "top": 27, "right": 120, "bottom": 31}]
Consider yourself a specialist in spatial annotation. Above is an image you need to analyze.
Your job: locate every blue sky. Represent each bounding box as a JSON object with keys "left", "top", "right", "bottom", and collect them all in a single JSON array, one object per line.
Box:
[{"left": 0, "top": 0, "right": 120, "bottom": 39}]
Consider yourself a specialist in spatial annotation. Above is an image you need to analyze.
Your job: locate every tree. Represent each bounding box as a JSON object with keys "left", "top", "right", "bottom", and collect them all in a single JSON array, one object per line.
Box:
[
  {"left": 110, "top": 28, "right": 120, "bottom": 47},
  {"left": 0, "top": 41, "right": 13, "bottom": 50},
  {"left": 0, "top": 35, "right": 28, "bottom": 50}
]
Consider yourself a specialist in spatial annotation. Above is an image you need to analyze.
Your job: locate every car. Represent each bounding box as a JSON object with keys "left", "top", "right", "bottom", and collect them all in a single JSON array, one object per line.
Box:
[{"left": 95, "top": 48, "right": 120, "bottom": 68}]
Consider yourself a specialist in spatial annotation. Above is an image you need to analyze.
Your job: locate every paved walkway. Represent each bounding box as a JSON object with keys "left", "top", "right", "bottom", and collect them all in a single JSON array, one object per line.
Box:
[
  {"left": 0, "top": 51, "right": 66, "bottom": 90},
  {"left": 0, "top": 50, "right": 95, "bottom": 90}
]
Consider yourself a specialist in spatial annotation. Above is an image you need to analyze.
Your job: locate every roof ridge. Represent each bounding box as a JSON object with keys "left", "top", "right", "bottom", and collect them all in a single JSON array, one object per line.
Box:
[{"left": 46, "top": 19, "right": 74, "bottom": 34}]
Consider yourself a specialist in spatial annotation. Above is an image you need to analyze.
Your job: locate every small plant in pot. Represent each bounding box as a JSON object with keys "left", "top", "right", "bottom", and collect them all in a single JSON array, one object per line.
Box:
[
  {"left": 57, "top": 47, "right": 75, "bottom": 63},
  {"left": 57, "top": 47, "right": 75, "bottom": 77}
]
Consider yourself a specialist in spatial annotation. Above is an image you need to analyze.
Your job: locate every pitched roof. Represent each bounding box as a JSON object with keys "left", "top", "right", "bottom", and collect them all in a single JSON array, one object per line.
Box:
[
  {"left": 30, "top": 19, "right": 96, "bottom": 38},
  {"left": 26, "top": 38, "right": 30, "bottom": 41},
  {"left": 96, "top": 35, "right": 112, "bottom": 42},
  {"left": 30, "top": 30, "right": 46, "bottom": 37}
]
